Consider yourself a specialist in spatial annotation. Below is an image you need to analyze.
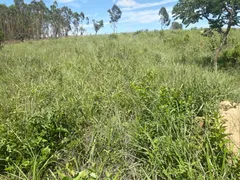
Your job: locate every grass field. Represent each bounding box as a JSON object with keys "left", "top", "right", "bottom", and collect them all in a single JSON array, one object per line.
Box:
[{"left": 0, "top": 30, "right": 240, "bottom": 179}]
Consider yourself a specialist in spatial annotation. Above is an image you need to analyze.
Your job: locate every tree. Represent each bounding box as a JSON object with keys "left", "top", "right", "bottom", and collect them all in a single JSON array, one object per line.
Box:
[
  {"left": 159, "top": 7, "right": 170, "bottom": 29},
  {"left": 72, "top": 12, "right": 80, "bottom": 36},
  {"left": 79, "top": 11, "right": 85, "bottom": 35},
  {"left": 14, "top": 0, "right": 28, "bottom": 41},
  {"left": 172, "top": 0, "right": 240, "bottom": 71},
  {"left": 0, "top": 0, "right": 84, "bottom": 40},
  {"left": 79, "top": 12, "right": 85, "bottom": 23},
  {"left": 0, "top": 4, "right": 9, "bottom": 38},
  {"left": 171, "top": 21, "right": 183, "bottom": 30},
  {"left": 50, "top": 1, "right": 61, "bottom": 37},
  {"left": 0, "top": 28, "right": 4, "bottom": 50},
  {"left": 86, "top": 17, "right": 89, "bottom": 25},
  {"left": 61, "top": 6, "right": 73, "bottom": 37},
  {"left": 107, "top": 4, "right": 122, "bottom": 33},
  {"left": 79, "top": 26, "right": 85, "bottom": 36},
  {"left": 30, "top": 0, "right": 49, "bottom": 39},
  {"left": 92, "top": 20, "right": 104, "bottom": 35}
]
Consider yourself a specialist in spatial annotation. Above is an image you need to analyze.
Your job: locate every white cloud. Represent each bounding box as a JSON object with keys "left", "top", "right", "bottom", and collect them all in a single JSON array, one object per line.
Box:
[
  {"left": 58, "top": 0, "right": 88, "bottom": 4},
  {"left": 56, "top": 0, "right": 86, "bottom": 8},
  {"left": 121, "top": 7, "right": 172, "bottom": 24},
  {"left": 122, "top": 10, "right": 159, "bottom": 23},
  {"left": 116, "top": 0, "right": 177, "bottom": 11},
  {"left": 121, "top": 9, "right": 159, "bottom": 24},
  {"left": 116, "top": 0, "right": 137, "bottom": 7},
  {"left": 114, "top": 0, "right": 175, "bottom": 27},
  {"left": 58, "top": 0, "right": 75, "bottom": 3}
]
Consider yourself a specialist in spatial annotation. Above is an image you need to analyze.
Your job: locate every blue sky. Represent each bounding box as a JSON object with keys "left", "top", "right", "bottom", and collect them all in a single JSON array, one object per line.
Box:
[{"left": 0, "top": 0, "right": 209, "bottom": 34}]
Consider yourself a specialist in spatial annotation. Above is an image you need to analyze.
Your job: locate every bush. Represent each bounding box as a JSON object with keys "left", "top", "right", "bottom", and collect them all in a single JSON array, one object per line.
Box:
[
  {"left": 219, "top": 44, "right": 240, "bottom": 68},
  {"left": 171, "top": 22, "right": 183, "bottom": 30}
]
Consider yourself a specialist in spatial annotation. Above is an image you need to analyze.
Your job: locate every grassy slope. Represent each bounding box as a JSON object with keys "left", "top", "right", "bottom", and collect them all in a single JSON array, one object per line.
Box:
[{"left": 0, "top": 30, "right": 240, "bottom": 179}]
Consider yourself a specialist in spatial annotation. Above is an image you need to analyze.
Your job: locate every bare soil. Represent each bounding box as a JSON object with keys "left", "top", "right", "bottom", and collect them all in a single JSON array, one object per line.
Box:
[{"left": 220, "top": 101, "right": 240, "bottom": 155}]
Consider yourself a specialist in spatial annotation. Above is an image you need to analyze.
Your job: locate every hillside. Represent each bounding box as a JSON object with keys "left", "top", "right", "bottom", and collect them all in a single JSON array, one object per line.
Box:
[{"left": 0, "top": 30, "right": 240, "bottom": 179}]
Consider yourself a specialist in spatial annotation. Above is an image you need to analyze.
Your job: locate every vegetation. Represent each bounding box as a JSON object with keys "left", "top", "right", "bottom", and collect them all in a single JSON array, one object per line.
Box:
[
  {"left": 1, "top": 0, "right": 240, "bottom": 179},
  {"left": 107, "top": 4, "right": 122, "bottom": 33},
  {"left": 159, "top": 7, "right": 171, "bottom": 29},
  {"left": 92, "top": 20, "right": 104, "bottom": 35},
  {"left": 173, "top": 0, "right": 240, "bottom": 71},
  {"left": 0, "top": 29, "right": 240, "bottom": 179},
  {"left": 0, "top": 28, "right": 4, "bottom": 50},
  {"left": 171, "top": 21, "right": 183, "bottom": 30},
  {"left": 219, "top": 44, "right": 240, "bottom": 67},
  {"left": 0, "top": 0, "right": 91, "bottom": 40}
]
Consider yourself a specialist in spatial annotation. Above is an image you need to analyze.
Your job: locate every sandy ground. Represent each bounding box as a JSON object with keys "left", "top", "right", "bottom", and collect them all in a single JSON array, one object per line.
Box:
[{"left": 220, "top": 101, "right": 240, "bottom": 155}]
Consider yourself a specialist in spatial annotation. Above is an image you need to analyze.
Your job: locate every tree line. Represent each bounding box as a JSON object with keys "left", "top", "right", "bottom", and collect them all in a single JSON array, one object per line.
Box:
[
  {"left": 0, "top": 0, "right": 122, "bottom": 41},
  {"left": 0, "top": 0, "right": 182, "bottom": 42},
  {"left": 0, "top": 0, "right": 184, "bottom": 42},
  {"left": 0, "top": 0, "right": 88, "bottom": 40}
]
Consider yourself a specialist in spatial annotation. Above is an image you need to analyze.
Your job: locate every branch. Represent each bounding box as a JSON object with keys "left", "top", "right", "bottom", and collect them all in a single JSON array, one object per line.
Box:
[
  {"left": 203, "top": 15, "right": 210, "bottom": 21},
  {"left": 224, "top": 3, "right": 232, "bottom": 14},
  {"left": 217, "top": 14, "right": 222, "bottom": 21}
]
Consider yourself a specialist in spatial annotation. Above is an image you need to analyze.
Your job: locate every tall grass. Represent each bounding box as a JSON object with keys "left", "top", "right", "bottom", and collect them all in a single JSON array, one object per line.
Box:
[{"left": 0, "top": 30, "right": 240, "bottom": 179}]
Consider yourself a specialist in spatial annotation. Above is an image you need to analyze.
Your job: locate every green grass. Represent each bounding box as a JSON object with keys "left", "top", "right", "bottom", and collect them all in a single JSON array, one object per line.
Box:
[{"left": 0, "top": 30, "right": 240, "bottom": 179}]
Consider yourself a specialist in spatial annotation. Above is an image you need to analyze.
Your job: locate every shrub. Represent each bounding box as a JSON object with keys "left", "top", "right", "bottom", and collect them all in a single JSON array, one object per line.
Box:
[
  {"left": 171, "top": 21, "right": 183, "bottom": 30},
  {"left": 219, "top": 44, "right": 240, "bottom": 68}
]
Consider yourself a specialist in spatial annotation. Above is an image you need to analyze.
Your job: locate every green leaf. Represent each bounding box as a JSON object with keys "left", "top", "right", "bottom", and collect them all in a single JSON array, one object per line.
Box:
[
  {"left": 90, "top": 172, "right": 98, "bottom": 179},
  {"left": 74, "top": 170, "right": 89, "bottom": 180},
  {"left": 41, "top": 146, "right": 51, "bottom": 156}
]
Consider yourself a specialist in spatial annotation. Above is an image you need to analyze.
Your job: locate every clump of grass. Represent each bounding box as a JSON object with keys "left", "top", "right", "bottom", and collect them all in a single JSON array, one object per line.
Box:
[{"left": 128, "top": 71, "right": 238, "bottom": 179}]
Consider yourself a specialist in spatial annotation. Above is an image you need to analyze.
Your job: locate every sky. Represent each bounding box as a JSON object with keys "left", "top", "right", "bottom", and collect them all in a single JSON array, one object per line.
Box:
[{"left": 0, "top": 0, "right": 209, "bottom": 34}]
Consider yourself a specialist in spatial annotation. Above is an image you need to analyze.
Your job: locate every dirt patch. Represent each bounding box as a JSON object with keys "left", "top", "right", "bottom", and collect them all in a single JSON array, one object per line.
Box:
[{"left": 220, "top": 101, "right": 240, "bottom": 155}]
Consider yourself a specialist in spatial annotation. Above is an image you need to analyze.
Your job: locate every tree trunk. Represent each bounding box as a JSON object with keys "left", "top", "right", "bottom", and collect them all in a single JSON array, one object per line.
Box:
[
  {"left": 213, "top": 22, "right": 232, "bottom": 71},
  {"left": 213, "top": 39, "right": 224, "bottom": 72},
  {"left": 213, "top": 5, "right": 234, "bottom": 71},
  {"left": 55, "top": 27, "right": 58, "bottom": 38}
]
